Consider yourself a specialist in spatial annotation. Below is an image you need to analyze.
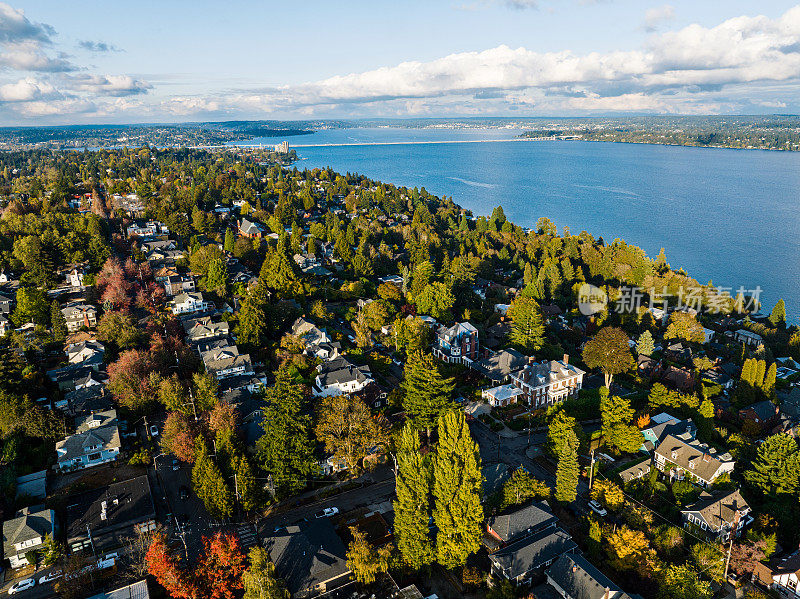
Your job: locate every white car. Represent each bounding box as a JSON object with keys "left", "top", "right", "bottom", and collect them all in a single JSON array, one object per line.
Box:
[
  {"left": 315, "top": 507, "right": 339, "bottom": 519},
  {"left": 38, "top": 571, "right": 62, "bottom": 585},
  {"left": 8, "top": 579, "right": 35, "bottom": 595},
  {"left": 149, "top": 424, "right": 159, "bottom": 437},
  {"left": 588, "top": 500, "right": 608, "bottom": 517}
]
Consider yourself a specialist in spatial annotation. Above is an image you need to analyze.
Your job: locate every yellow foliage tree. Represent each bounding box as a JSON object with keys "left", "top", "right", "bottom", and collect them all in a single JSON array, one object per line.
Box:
[{"left": 606, "top": 526, "right": 650, "bottom": 571}]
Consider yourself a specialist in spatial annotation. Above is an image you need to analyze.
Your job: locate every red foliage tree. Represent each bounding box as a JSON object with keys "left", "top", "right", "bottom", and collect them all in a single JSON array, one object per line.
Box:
[
  {"left": 146, "top": 531, "right": 198, "bottom": 599},
  {"left": 197, "top": 532, "right": 246, "bottom": 599},
  {"left": 208, "top": 403, "right": 239, "bottom": 437},
  {"left": 162, "top": 412, "right": 197, "bottom": 463},
  {"left": 107, "top": 349, "right": 158, "bottom": 410}
]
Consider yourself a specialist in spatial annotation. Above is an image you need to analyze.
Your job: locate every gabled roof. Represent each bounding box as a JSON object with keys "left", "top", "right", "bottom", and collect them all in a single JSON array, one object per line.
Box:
[
  {"left": 682, "top": 489, "right": 751, "bottom": 529},
  {"left": 265, "top": 520, "right": 350, "bottom": 595},
  {"left": 487, "top": 501, "right": 557, "bottom": 543},
  {"left": 472, "top": 349, "right": 528, "bottom": 381},
  {"left": 3, "top": 506, "right": 54, "bottom": 558},
  {"left": 655, "top": 434, "right": 733, "bottom": 482},
  {"left": 56, "top": 412, "right": 120, "bottom": 463},
  {"left": 489, "top": 527, "right": 576, "bottom": 579},
  {"left": 548, "top": 553, "right": 633, "bottom": 599},
  {"left": 316, "top": 356, "right": 373, "bottom": 388}
]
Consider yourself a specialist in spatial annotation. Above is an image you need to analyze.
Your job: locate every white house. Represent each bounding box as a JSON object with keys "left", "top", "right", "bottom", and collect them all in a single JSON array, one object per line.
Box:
[
  {"left": 170, "top": 292, "right": 210, "bottom": 315},
  {"left": 313, "top": 357, "right": 374, "bottom": 397},
  {"left": 2, "top": 506, "right": 56, "bottom": 569},
  {"left": 482, "top": 384, "right": 525, "bottom": 407},
  {"left": 56, "top": 409, "right": 121, "bottom": 471}
]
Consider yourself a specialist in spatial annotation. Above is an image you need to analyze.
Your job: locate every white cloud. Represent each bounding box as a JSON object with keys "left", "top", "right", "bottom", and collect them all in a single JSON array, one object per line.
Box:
[
  {"left": 0, "top": 76, "right": 57, "bottom": 101},
  {"left": 66, "top": 74, "right": 151, "bottom": 96},
  {"left": 0, "top": 3, "right": 53, "bottom": 44},
  {"left": 643, "top": 4, "right": 675, "bottom": 32}
]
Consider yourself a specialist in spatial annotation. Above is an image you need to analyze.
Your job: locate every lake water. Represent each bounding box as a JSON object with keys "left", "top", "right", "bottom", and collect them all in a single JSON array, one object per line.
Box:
[{"left": 241, "top": 128, "right": 800, "bottom": 321}]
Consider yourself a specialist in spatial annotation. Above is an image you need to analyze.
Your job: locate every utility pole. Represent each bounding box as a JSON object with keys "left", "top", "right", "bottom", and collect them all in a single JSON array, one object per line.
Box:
[{"left": 588, "top": 449, "right": 596, "bottom": 492}]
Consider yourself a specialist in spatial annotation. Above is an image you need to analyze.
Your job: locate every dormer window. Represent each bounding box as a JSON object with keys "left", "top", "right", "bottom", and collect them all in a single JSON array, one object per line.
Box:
[{"left": 671, "top": 451, "right": 678, "bottom": 459}]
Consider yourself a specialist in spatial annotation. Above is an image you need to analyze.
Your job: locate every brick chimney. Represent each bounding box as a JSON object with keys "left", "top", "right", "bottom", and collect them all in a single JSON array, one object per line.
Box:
[
  {"left": 563, "top": 354, "right": 569, "bottom": 365},
  {"left": 604, "top": 587, "right": 611, "bottom": 599}
]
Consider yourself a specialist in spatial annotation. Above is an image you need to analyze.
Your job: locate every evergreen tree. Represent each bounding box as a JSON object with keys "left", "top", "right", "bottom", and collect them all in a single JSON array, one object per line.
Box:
[
  {"left": 238, "top": 282, "right": 271, "bottom": 349},
  {"left": 744, "top": 434, "right": 800, "bottom": 497},
  {"left": 555, "top": 429, "right": 579, "bottom": 503},
  {"left": 600, "top": 387, "right": 643, "bottom": 453},
  {"left": 763, "top": 362, "right": 777, "bottom": 399},
  {"left": 432, "top": 410, "right": 483, "bottom": 569},
  {"left": 401, "top": 352, "right": 455, "bottom": 441},
  {"left": 501, "top": 467, "right": 550, "bottom": 509},
  {"left": 769, "top": 299, "right": 787, "bottom": 327},
  {"left": 394, "top": 424, "right": 434, "bottom": 569},
  {"left": 224, "top": 228, "right": 235, "bottom": 254},
  {"left": 256, "top": 368, "right": 317, "bottom": 497},
  {"left": 50, "top": 299, "right": 67, "bottom": 342},
  {"left": 508, "top": 296, "right": 545, "bottom": 353},
  {"left": 546, "top": 408, "right": 581, "bottom": 459},
  {"left": 205, "top": 257, "right": 228, "bottom": 294},
  {"left": 192, "top": 437, "right": 234, "bottom": 519},
  {"left": 235, "top": 454, "right": 259, "bottom": 513},
  {"left": 636, "top": 330, "right": 654, "bottom": 356},
  {"left": 346, "top": 526, "right": 390, "bottom": 585},
  {"left": 260, "top": 235, "right": 302, "bottom": 297}
]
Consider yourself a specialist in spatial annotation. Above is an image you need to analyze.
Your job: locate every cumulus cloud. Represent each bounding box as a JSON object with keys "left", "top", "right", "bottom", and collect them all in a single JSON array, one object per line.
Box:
[
  {"left": 65, "top": 74, "right": 151, "bottom": 96},
  {"left": 0, "top": 76, "right": 58, "bottom": 102},
  {"left": 0, "top": 3, "right": 53, "bottom": 44}
]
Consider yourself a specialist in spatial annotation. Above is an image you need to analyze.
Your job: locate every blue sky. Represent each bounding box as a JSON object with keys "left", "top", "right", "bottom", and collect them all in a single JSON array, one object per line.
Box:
[{"left": 2, "top": 0, "right": 800, "bottom": 124}]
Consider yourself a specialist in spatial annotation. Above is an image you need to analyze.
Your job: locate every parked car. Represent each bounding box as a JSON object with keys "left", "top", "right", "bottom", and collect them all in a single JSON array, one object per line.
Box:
[
  {"left": 8, "top": 579, "right": 36, "bottom": 594},
  {"left": 149, "top": 424, "right": 159, "bottom": 437},
  {"left": 38, "top": 571, "right": 62, "bottom": 585},
  {"left": 588, "top": 500, "right": 608, "bottom": 517},
  {"left": 172, "top": 459, "right": 180, "bottom": 471},
  {"left": 179, "top": 485, "right": 190, "bottom": 500},
  {"left": 315, "top": 507, "right": 339, "bottom": 519}
]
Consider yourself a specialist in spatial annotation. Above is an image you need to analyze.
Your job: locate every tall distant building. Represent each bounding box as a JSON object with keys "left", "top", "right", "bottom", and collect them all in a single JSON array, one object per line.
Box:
[{"left": 274, "top": 140, "right": 289, "bottom": 153}]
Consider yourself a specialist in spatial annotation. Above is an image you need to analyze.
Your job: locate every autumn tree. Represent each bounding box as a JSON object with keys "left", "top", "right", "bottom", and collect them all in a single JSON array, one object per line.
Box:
[
  {"left": 591, "top": 479, "right": 624, "bottom": 510},
  {"left": 346, "top": 526, "right": 391, "bottom": 585},
  {"left": 197, "top": 532, "right": 247, "bottom": 599},
  {"left": 161, "top": 411, "right": 197, "bottom": 462},
  {"left": 433, "top": 410, "right": 483, "bottom": 569},
  {"left": 636, "top": 330, "right": 654, "bottom": 356},
  {"left": 600, "top": 387, "right": 643, "bottom": 454},
  {"left": 146, "top": 531, "right": 197, "bottom": 599},
  {"left": 582, "top": 327, "right": 635, "bottom": 387},
  {"left": 242, "top": 547, "right": 289, "bottom": 599},
  {"left": 401, "top": 351, "right": 455, "bottom": 441},
  {"left": 97, "top": 310, "right": 142, "bottom": 351},
  {"left": 664, "top": 311, "right": 705, "bottom": 344},
  {"left": 606, "top": 526, "right": 650, "bottom": 571},
  {"left": 107, "top": 349, "right": 159, "bottom": 411},
  {"left": 315, "top": 394, "right": 387, "bottom": 473},
  {"left": 769, "top": 299, "right": 786, "bottom": 327}
]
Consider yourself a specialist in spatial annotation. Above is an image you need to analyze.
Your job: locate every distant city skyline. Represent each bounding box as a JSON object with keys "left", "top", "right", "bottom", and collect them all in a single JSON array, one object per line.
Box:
[{"left": 2, "top": 0, "right": 800, "bottom": 124}]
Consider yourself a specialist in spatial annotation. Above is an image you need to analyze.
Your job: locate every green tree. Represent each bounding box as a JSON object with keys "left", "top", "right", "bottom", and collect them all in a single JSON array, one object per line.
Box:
[
  {"left": 432, "top": 410, "right": 483, "bottom": 569},
  {"left": 744, "top": 433, "right": 800, "bottom": 497},
  {"left": 659, "top": 564, "right": 712, "bottom": 599},
  {"left": 582, "top": 326, "right": 635, "bottom": 387},
  {"left": 401, "top": 351, "right": 455, "bottom": 441},
  {"left": 238, "top": 282, "right": 271, "bottom": 349},
  {"left": 555, "top": 429, "right": 579, "bottom": 502},
  {"left": 315, "top": 394, "right": 386, "bottom": 473},
  {"left": 346, "top": 526, "right": 391, "bottom": 585},
  {"left": 50, "top": 300, "right": 67, "bottom": 342},
  {"left": 224, "top": 228, "right": 235, "bottom": 254},
  {"left": 205, "top": 257, "right": 228, "bottom": 294},
  {"left": 256, "top": 368, "right": 317, "bottom": 497},
  {"left": 501, "top": 467, "right": 550, "bottom": 509},
  {"left": 235, "top": 454, "right": 259, "bottom": 513},
  {"left": 636, "top": 330, "right": 654, "bottom": 356},
  {"left": 508, "top": 296, "right": 545, "bottom": 353},
  {"left": 242, "top": 547, "right": 289, "bottom": 599},
  {"left": 12, "top": 287, "right": 49, "bottom": 327},
  {"left": 546, "top": 408, "right": 581, "bottom": 459},
  {"left": 415, "top": 282, "right": 455, "bottom": 322},
  {"left": 762, "top": 362, "right": 777, "bottom": 398},
  {"left": 600, "top": 388, "right": 643, "bottom": 453},
  {"left": 192, "top": 437, "right": 234, "bottom": 519},
  {"left": 394, "top": 424, "right": 434, "bottom": 569},
  {"left": 664, "top": 312, "right": 706, "bottom": 344},
  {"left": 769, "top": 299, "right": 786, "bottom": 327}
]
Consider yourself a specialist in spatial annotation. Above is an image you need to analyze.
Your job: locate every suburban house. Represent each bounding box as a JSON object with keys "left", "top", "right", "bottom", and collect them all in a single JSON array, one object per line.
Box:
[
  {"left": 238, "top": 217, "right": 267, "bottom": 238},
  {"left": 59, "top": 385, "right": 112, "bottom": 417},
  {"left": 483, "top": 384, "right": 526, "bottom": 407},
  {"left": 754, "top": 551, "right": 800, "bottom": 598},
  {"left": 2, "top": 505, "right": 56, "bottom": 568},
  {"left": 67, "top": 266, "right": 85, "bottom": 288},
  {"left": 0, "top": 292, "right": 13, "bottom": 314},
  {"left": 313, "top": 357, "right": 374, "bottom": 397},
  {"left": 681, "top": 489, "right": 753, "bottom": 541},
  {"left": 432, "top": 321, "right": 481, "bottom": 365},
  {"left": 546, "top": 553, "right": 635, "bottom": 599},
  {"left": 264, "top": 520, "right": 351, "bottom": 598},
  {"left": 471, "top": 348, "right": 528, "bottom": 384},
  {"left": 617, "top": 458, "right": 652, "bottom": 485},
  {"left": 66, "top": 340, "right": 105, "bottom": 367},
  {"left": 489, "top": 527, "right": 577, "bottom": 586},
  {"left": 640, "top": 413, "right": 696, "bottom": 453},
  {"left": 61, "top": 303, "right": 98, "bottom": 332},
  {"left": 653, "top": 433, "right": 735, "bottom": 487},
  {"left": 183, "top": 316, "right": 230, "bottom": 344},
  {"left": 0, "top": 313, "right": 9, "bottom": 335},
  {"left": 163, "top": 274, "right": 196, "bottom": 297},
  {"left": 486, "top": 501, "right": 558, "bottom": 547},
  {"left": 126, "top": 220, "right": 168, "bottom": 238},
  {"left": 508, "top": 357, "right": 585, "bottom": 408},
  {"left": 170, "top": 291, "right": 210, "bottom": 315},
  {"left": 65, "top": 475, "right": 157, "bottom": 555},
  {"left": 56, "top": 409, "right": 121, "bottom": 471},
  {"left": 201, "top": 345, "right": 254, "bottom": 380},
  {"left": 291, "top": 317, "right": 334, "bottom": 356},
  {"left": 47, "top": 363, "right": 101, "bottom": 392},
  {"left": 739, "top": 400, "right": 780, "bottom": 427},
  {"left": 733, "top": 328, "right": 764, "bottom": 348}
]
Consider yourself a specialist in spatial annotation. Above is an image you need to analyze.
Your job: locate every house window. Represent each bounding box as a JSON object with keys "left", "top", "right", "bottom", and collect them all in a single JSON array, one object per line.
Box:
[{"left": 88, "top": 452, "right": 101, "bottom": 461}]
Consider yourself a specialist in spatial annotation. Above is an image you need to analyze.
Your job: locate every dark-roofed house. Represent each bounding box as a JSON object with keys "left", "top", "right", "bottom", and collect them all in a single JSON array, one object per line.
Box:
[
  {"left": 547, "top": 553, "right": 635, "bottom": 599},
  {"left": 264, "top": 520, "right": 351, "bottom": 598},
  {"left": 486, "top": 501, "right": 558, "bottom": 546},
  {"left": 183, "top": 316, "right": 230, "bottom": 344},
  {"left": 2, "top": 505, "right": 56, "bottom": 568},
  {"left": 65, "top": 476, "right": 156, "bottom": 555},
  {"left": 654, "top": 433, "right": 735, "bottom": 487},
  {"left": 509, "top": 357, "right": 584, "bottom": 408},
  {"left": 754, "top": 551, "right": 800, "bottom": 598},
  {"left": 617, "top": 458, "right": 651, "bottom": 485},
  {"left": 489, "top": 527, "right": 577, "bottom": 586},
  {"left": 739, "top": 400, "right": 780, "bottom": 427},
  {"left": 62, "top": 303, "right": 98, "bottom": 332},
  {"left": 432, "top": 321, "right": 480, "bottom": 365},
  {"left": 238, "top": 217, "right": 267, "bottom": 239},
  {"left": 471, "top": 348, "right": 528, "bottom": 384},
  {"left": 201, "top": 345, "right": 254, "bottom": 380},
  {"left": 681, "top": 489, "right": 753, "bottom": 541},
  {"left": 56, "top": 409, "right": 121, "bottom": 471},
  {"left": 313, "top": 356, "right": 373, "bottom": 397}
]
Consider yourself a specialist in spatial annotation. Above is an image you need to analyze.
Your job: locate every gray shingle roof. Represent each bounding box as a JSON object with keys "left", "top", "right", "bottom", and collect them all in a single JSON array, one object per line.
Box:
[
  {"left": 3, "top": 506, "right": 54, "bottom": 559},
  {"left": 490, "top": 527, "right": 576, "bottom": 580},
  {"left": 487, "top": 501, "right": 557, "bottom": 543},
  {"left": 547, "top": 553, "right": 632, "bottom": 599}
]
